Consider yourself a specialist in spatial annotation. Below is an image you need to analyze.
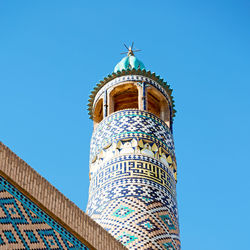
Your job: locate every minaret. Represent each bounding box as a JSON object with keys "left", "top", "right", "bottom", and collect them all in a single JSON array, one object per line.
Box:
[{"left": 86, "top": 45, "right": 181, "bottom": 249}]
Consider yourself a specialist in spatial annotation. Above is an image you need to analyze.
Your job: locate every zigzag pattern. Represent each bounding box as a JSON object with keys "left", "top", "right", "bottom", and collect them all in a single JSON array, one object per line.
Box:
[
  {"left": 87, "top": 182, "right": 178, "bottom": 219},
  {"left": 0, "top": 176, "right": 87, "bottom": 250}
]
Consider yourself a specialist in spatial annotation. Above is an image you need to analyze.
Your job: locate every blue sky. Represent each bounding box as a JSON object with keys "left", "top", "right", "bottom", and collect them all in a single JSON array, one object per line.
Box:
[{"left": 1, "top": 1, "right": 250, "bottom": 249}]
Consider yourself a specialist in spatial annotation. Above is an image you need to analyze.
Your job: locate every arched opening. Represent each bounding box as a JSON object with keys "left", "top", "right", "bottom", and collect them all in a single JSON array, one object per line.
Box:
[
  {"left": 109, "top": 83, "right": 138, "bottom": 114},
  {"left": 147, "top": 87, "right": 170, "bottom": 127},
  {"left": 147, "top": 90, "right": 161, "bottom": 118},
  {"left": 93, "top": 98, "right": 103, "bottom": 128}
]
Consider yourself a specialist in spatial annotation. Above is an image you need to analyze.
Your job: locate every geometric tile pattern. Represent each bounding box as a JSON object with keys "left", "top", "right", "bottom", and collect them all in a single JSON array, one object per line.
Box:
[
  {"left": 90, "top": 196, "right": 181, "bottom": 249},
  {"left": 137, "top": 218, "right": 159, "bottom": 233},
  {"left": 90, "top": 109, "right": 175, "bottom": 163},
  {"left": 0, "top": 176, "right": 88, "bottom": 249},
  {"left": 90, "top": 159, "right": 176, "bottom": 195},
  {"left": 163, "top": 242, "right": 176, "bottom": 249},
  {"left": 91, "top": 152, "right": 176, "bottom": 177},
  {"left": 160, "top": 214, "right": 176, "bottom": 231},
  {"left": 112, "top": 205, "right": 134, "bottom": 218},
  {"left": 117, "top": 232, "right": 138, "bottom": 246},
  {"left": 90, "top": 139, "right": 177, "bottom": 181},
  {"left": 86, "top": 178, "right": 178, "bottom": 217},
  {"left": 87, "top": 109, "right": 180, "bottom": 249}
]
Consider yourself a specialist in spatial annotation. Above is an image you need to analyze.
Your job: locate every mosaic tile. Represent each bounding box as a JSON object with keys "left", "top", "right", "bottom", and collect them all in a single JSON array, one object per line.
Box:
[
  {"left": 90, "top": 109, "right": 175, "bottom": 163},
  {"left": 0, "top": 176, "right": 88, "bottom": 249},
  {"left": 3, "top": 230, "right": 17, "bottom": 244},
  {"left": 160, "top": 214, "right": 176, "bottom": 230},
  {"left": 163, "top": 242, "right": 175, "bottom": 250},
  {"left": 112, "top": 205, "right": 134, "bottom": 218},
  {"left": 137, "top": 218, "right": 159, "bottom": 233},
  {"left": 117, "top": 232, "right": 138, "bottom": 246},
  {"left": 25, "top": 230, "right": 39, "bottom": 244},
  {"left": 89, "top": 196, "right": 180, "bottom": 249}
]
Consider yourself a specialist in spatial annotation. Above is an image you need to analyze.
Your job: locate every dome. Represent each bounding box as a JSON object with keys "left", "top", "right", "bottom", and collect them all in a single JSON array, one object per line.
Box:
[{"left": 114, "top": 55, "right": 145, "bottom": 73}]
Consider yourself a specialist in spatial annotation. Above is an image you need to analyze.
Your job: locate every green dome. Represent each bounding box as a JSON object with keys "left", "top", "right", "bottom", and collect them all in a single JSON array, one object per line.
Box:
[{"left": 114, "top": 55, "right": 145, "bottom": 73}]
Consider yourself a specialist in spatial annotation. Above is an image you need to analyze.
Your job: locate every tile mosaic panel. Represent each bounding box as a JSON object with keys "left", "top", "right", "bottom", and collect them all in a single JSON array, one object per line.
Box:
[
  {"left": 89, "top": 159, "right": 176, "bottom": 197},
  {"left": 0, "top": 176, "right": 88, "bottom": 250},
  {"left": 90, "top": 141, "right": 177, "bottom": 182},
  {"left": 90, "top": 109, "right": 175, "bottom": 163},
  {"left": 89, "top": 196, "right": 180, "bottom": 249}
]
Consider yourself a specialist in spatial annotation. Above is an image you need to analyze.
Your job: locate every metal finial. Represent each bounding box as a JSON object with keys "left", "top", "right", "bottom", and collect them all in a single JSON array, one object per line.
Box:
[{"left": 120, "top": 42, "right": 141, "bottom": 56}]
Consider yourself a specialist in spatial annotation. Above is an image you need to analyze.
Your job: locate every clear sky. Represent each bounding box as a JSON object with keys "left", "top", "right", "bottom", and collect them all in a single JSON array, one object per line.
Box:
[{"left": 1, "top": 1, "right": 250, "bottom": 249}]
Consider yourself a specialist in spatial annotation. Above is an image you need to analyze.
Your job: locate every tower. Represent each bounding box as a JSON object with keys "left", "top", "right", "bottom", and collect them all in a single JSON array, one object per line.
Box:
[{"left": 86, "top": 46, "right": 180, "bottom": 249}]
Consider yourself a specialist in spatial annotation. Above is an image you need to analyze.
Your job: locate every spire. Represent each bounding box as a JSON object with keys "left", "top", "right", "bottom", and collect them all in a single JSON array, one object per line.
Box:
[
  {"left": 121, "top": 42, "right": 141, "bottom": 57},
  {"left": 114, "top": 43, "right": 145, "bottom": 73}
]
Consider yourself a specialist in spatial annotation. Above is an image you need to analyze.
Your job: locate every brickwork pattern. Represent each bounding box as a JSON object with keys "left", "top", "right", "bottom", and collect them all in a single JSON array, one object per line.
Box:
[
  {"left": 0, "top": 142, "right": 126, "bottom": 250},
  {"left": 0, "top": 176, "right": 87, "bottom": 249}
]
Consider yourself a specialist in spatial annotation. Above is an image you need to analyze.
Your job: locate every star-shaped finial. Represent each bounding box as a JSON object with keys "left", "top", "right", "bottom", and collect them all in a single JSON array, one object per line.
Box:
[{"left": 121, "top": 42, "right": 141, "bottom": 56}]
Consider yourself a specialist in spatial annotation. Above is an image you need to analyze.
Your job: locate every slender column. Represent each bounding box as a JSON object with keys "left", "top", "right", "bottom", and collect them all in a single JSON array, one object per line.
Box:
[
  {"left": 137, "top": 83, "right": 143, "bottom": 110},
  {"left": 137, "top": 82, "right": 147, "bottom": 111},
  {"left": 170, "top": 105, "right": 173, "bottom": 133},
  {"left": 160, "top": 101, "right": 165, "bottom": 122},
  {"left": 142, "top": 82, "right": 147, "bottom": 111},
  {"left": 108, "top": 89, "right": 114, "bottom": 115},
  {"left": 103, "top": 90, "right": 108, "bottom": 118}
]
